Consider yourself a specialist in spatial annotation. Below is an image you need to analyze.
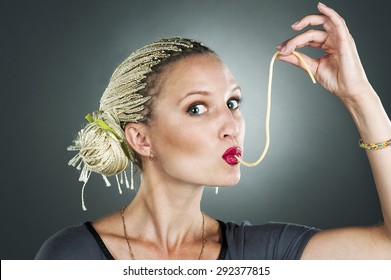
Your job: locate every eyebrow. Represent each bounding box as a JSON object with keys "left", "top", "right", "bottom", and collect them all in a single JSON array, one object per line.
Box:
[
  {"left": 178, "top": 91, "right": 211, "bottom": 105},
  {"left": 178, "top": 85, "right": 241, "bottom": 105}
]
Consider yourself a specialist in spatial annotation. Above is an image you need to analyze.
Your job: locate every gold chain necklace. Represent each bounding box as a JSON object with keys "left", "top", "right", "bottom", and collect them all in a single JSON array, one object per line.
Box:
[{"left": 120, "top": 205, "right": 206, "bottom": 260}]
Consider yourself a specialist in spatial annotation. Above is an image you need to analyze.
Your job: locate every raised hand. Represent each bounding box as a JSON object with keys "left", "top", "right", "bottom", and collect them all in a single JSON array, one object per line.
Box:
[{"left": 276, "top": 2, "right": 373, "bottom": 101}]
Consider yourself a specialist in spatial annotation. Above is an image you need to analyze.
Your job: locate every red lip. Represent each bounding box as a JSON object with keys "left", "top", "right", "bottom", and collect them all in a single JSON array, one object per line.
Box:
[{"left": 222, "top": 146, "right": 242, "bottom": 165}]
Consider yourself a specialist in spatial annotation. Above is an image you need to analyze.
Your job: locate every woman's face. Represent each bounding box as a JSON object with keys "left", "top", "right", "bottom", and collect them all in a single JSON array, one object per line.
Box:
[{"left": 147, "top": 54, "right": 245, "bottom": 187}]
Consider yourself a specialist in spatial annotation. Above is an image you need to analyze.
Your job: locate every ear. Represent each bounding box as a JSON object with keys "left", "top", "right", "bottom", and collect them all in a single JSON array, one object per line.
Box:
[{"left": 124, "top": 123, "right": 152, "bottom": 157}]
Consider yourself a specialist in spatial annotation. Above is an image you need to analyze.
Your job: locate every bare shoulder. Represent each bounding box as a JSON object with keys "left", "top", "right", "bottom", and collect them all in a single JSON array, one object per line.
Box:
[
  {"left": 90, "top": 210, "right": 128, "bottom": 259},
  {"left": 203, "top": 215, "right": 224, "bottom": 259},
  {"left": 92, "top": 211, "right": 122, "bottom": 236},
  {"left": 206, "top": 215, "right": 222, "bottom": 242}
]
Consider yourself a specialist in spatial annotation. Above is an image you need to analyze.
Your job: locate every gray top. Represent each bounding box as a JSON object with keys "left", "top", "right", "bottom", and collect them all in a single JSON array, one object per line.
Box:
[{"left": 35, "top": 220, "right": 319, "bottom": 260}]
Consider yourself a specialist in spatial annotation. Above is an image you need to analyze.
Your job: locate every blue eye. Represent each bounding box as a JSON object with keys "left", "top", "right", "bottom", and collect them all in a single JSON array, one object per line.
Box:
[
  {"left": 227, "top": 98, "right": 242, "bottom": 110},
  {"left": 187, "top": 104, "right": 207, "bottom": 116}
]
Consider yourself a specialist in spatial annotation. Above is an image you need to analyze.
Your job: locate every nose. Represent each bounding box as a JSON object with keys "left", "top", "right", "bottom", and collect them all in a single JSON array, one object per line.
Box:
[{"left": 218, "top": 107, "right": 244, "bottom": 141}]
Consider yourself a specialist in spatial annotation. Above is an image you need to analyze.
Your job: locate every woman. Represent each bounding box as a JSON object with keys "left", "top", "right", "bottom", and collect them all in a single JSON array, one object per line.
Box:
[{"left": 35, "top": 3, "right": 391, "bottom": 259}]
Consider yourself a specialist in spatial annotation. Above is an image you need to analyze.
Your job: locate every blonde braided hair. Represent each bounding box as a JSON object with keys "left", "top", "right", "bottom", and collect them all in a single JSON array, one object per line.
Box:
[{"left": 67, "top": 38, "right": 215, "bottom": 210}]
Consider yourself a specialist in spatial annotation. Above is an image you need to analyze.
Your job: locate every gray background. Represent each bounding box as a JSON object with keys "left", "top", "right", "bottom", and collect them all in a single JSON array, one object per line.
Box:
[{"left": 2, "top": 0, "right": 390, "bottom": 259}]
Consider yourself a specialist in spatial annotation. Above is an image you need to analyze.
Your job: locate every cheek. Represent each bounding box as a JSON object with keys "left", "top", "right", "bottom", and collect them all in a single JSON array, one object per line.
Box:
[{"left": 152, "top": 120, "right": 208, "bottom": 161}]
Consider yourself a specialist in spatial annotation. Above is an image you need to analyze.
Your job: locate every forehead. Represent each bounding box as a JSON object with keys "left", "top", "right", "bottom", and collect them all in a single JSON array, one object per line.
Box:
[{"left": 158, "top": 54, "right": 237, "bottom": 97}]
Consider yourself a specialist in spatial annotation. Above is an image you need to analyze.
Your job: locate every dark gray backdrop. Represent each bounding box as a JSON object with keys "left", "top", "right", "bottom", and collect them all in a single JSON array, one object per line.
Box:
[{"left": 2, "top": 0, "right": 390, "bottom": 259}]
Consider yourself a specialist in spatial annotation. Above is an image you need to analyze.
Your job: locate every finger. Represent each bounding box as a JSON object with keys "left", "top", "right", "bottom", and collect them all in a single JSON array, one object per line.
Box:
[
  {"left": 292, "top": 3, "right": 350, "bottom": 39},
  {"left": 317, "top": 2, "right": 350, "bottom": 38},
  {"left": 306, "top": 42, "right": 324, "bottom": 49},
  {"left": 276, "top": 30, "right": 328, "bottom": 55},
  {"left": 277, "top": 51, "right": 318, "bottom": 78},
  {"left": 291, "top": 14, "right": 327, "bottom": 31}
]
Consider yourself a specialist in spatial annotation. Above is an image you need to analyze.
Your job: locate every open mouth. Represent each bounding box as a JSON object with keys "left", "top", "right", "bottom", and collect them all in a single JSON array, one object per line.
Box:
[{"left": 222, "top": 146, "right": 242, "bottom": 165}]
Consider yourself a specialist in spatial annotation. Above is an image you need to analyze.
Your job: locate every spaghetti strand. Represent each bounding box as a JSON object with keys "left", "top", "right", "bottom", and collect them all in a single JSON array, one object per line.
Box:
[{"left": 236, "top": 51, "right": 316, "bottom": 167}]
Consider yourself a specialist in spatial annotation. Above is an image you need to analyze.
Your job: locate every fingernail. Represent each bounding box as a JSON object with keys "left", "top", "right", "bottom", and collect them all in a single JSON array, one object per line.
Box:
[
  {"left": 291, "top": 20, "right": 300, "bottom": 27},
  {"left": 276, "top": 43, "right": 283, "bottom": 50},
  {"left": 280, "top": 46, "right": 287, "bottom": 54},
  {"left": 318, "top": 2, "right": 326, "bottom": 7}
]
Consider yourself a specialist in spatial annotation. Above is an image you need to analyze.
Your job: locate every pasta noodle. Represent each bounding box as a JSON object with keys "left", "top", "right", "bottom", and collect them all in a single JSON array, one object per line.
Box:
[{"left": 235, "top": 51, "right": 316, "bottom": 167}]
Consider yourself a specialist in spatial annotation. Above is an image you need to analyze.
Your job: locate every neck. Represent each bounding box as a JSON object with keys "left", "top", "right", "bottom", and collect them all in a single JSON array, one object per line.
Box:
[{"left": 125, "top": 171, "right": 205, "bottom": 246}]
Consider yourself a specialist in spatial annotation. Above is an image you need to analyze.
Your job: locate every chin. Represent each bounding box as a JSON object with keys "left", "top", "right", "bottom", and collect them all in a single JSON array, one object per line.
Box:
[{"left": 219, "top": 171, "right": 241, "bottom": 186}]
